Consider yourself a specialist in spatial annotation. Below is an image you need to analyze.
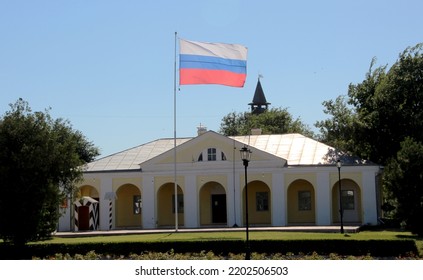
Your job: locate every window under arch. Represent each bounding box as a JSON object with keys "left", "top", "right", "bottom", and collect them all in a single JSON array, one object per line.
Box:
[{"left": 197, "top": 148, "right": 227, "bottom": 162}]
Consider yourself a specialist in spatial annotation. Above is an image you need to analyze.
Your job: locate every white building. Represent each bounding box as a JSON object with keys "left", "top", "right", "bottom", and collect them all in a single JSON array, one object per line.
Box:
[
  {"left": 58, "top": 79, "right": 382, "bottom": 232},
  {"left": 58, "top": 130, "right": 382, "bottom": 232}
]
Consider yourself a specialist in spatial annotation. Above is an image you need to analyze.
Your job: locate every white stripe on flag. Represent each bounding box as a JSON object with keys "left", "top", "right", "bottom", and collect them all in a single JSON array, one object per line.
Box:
[{"left": 179, "top": 39, "right": 247, "bottom": 60}]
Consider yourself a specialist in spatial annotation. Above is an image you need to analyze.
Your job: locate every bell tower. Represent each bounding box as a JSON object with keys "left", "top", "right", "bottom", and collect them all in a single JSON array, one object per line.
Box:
[{"left": 249, "top": 76, "right": 270, "bottom": 114}]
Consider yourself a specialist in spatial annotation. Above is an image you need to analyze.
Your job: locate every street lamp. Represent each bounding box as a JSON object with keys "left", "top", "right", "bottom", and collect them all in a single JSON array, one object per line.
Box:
[
  {"left": 240, "top": 145, "right": 252, "bottom": 260},
  {"left": 337, "top": 160, "right": 344, "bottom": 234}
]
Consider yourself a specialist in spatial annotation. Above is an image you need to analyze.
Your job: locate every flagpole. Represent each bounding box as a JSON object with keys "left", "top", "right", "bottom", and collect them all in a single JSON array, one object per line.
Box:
[{"left": 173, "top": 31, "right": 178, "bottom": 232}]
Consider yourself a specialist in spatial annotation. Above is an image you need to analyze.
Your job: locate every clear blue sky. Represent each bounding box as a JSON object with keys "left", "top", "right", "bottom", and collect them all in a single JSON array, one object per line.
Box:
[{"left": 1, "top": 0, "right": 422, "bottom": 158}]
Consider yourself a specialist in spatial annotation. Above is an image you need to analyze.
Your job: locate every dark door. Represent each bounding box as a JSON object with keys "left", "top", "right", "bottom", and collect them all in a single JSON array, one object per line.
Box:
[
  {"left": 78, "top": 206, "right": 90, "bottom": 230},
  {"left": 211, "top": 194, "right": 227, "bottom": 223}
]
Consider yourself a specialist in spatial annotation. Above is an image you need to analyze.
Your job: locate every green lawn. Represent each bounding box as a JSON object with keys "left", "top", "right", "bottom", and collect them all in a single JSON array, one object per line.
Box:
[
  {"left": 35, "top": 230, "right": 422, "bottom": 249},
  {"left": 11, "top": 230, "right": 421, "bottom": 259}
]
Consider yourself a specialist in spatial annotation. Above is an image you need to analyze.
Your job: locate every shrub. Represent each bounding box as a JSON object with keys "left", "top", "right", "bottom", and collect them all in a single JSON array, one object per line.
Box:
[{"left": 2, "top": 239, "right": 419, "bottom": 260}]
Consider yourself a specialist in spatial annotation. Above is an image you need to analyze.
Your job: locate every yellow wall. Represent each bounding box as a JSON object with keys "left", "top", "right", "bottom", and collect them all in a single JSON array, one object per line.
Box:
[
  {"left": 197, "top": 175, "right": 227, "bottom": 189},
  {"left": 158, "top": 135, "right": 270, "bottom": 164},
  {"left": 243, "top": 181, "right": 271, "bottom": 225},
  {"left": 330, "top": 173, "right": 362, "bottom": 224},
  {"left": 157, "top": 183, "right": 184, "bottom": 226},
  {"left": 199, "top": 182, "right": 226, "bottom": 225},
  {"left": 77, "top": 177, "right": 100, "bottom": 199},
  {"left": 285, "top": 173, "right": 316, "bottom": 187},
  {"left": 331, "top": 179, "right": 362, "bottom": 223},
  {"left": 244, "top": 173, "right": 272, "bottom": 188},
  {"left": 79, "top": 185, "right": 99, "bottom": 199},
  {"left": 113, "top": 178, "right": 141, "bottom": 192},
  {"left": 287, "top": 179, "right": 316, "bottom": 224},
  {"left": 330, "top": 172, "right": 362, "bottom": 190},
  {"left": 155, "top": 176, "right": 185, "bottom": 192},
  {"left": 116, "top": 184, "right": 141, "bottom": 227},
  {"left": 159, "top": 137, "right": 233, "bottom": 164}
]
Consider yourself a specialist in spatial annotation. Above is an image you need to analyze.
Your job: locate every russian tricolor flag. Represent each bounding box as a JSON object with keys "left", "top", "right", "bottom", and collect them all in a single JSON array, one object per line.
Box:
[{"left": 179, "top": 39, "right": 248, "bottom": 87}]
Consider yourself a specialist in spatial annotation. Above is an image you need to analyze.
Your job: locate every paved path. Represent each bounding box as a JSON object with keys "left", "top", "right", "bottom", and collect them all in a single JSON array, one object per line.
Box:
[{"left": 54, "top": 225, "right": 360, "bottom": 237}]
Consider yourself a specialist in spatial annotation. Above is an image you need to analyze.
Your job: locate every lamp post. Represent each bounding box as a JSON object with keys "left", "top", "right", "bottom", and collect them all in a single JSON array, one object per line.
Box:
[
  {"left": 337, "top": 160, "right": 344, "bottom": 234},
  {"left": 240, "top": 146, "right": 252, "bottom": 260}
]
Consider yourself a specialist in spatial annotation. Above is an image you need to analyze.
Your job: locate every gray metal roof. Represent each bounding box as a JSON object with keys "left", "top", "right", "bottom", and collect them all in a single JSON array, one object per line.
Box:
[
  {"left": 85, "top": 138, "right": 191, "bottom": 172},
  {"left": 84, "top": 133, "right": 337, "bottom": 172},
  {"left": 231, "top": 133, "right": 334, "bottom": 165}
]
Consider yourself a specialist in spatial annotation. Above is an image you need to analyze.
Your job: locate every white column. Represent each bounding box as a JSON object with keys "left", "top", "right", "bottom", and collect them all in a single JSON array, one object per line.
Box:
[
  {"left": 233, "top": 171, "right": 242, "bottom": 227},
  {"left": 99, "top": 177, "right": 113, "bottom": 231},
  {"left": 142, "top": 175, "right": 156, "bottom": 229},
  {"left": 184, "top": 175, "right": 198, "bottom": 228},
  {"left": 104, "top": 191, "right": 117, "bottom": 230},
  {"left": 316, "top": 172, "right": 331, "bottom": 225},
  {"left": 226, "top": 172, "right": 236, "bottom": 227},
  {"left": 58, "top": 200, "right": 71, "bottom": 231},
  {"left": 271, "top": 172, "right": 285, "bottom": 226},
  {"left": 362, "top": 170, "right": 378, "bottom": 225}
]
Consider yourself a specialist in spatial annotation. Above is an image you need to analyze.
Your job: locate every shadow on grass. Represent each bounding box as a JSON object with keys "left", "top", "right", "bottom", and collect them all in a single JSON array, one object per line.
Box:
[
  {"left": 396, "top": 234, "right": 423, "bottom": 240},
  {"left": 197, "top": 237, "right": 241, "bottom": 241}
]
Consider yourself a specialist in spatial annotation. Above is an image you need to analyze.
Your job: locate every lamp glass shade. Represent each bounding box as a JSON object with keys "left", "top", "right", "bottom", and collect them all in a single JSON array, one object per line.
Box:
[{"left": 240, "top": 147, "right": 252, "bottom": 162}]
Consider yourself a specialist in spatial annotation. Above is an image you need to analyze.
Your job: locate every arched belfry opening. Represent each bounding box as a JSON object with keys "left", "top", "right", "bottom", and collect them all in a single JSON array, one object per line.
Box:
[{"left": 249, "top": 76, "right": 270, "bottom": 114}]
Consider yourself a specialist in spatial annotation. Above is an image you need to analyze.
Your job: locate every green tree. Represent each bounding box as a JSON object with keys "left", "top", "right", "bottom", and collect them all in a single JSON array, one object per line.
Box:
[
  {"left": 315, "top": 43, "right": 423, "bottom": 234},
  {"left": 0, "top": 99, "right": 99, "bottom": 245},
  {"left": 383, "top": 138, "right": 423, "bottom": 235},
  {"left": 314, "top": 95, "right": 357, "bottom": 155},
  {"left": 219, "top": 107, "right": 315, "bottom": 137}
]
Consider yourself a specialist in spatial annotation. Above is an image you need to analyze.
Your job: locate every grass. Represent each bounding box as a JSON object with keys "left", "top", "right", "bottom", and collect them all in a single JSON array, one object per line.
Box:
[
  {"left": 34, "top": 230, "right": 422, "bottom": 250},
  {"left": 8, "top": 229, "right": 421, "bottom": 259}
]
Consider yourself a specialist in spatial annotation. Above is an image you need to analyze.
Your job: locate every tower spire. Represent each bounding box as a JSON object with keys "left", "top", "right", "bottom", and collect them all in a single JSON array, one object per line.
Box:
[{"left": 249, "top": 75, "right": 270, "bottom": 114}]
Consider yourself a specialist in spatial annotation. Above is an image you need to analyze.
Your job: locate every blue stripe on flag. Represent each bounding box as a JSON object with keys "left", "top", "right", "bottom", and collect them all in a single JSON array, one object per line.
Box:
[{"left": 180, "top": 54, "right": 246, "bottom": 74}]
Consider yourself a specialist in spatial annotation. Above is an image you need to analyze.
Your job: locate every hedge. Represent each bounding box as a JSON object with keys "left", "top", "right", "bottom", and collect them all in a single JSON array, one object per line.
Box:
[{"left": 0, "top": 239, "right": 418, "bottom": 260}]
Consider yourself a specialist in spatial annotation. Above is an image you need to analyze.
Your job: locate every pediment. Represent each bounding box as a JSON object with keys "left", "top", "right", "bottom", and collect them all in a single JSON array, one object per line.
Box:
[{"left": 139, "top": 131, "right": 286, "bottom": 171}]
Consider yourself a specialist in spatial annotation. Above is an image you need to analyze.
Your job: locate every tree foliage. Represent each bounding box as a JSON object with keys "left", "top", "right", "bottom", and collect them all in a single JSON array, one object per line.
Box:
[
  {"left": 315, "top": 43, "right": 423, "bottom": 235},
  {"left": 0, "top": 99, "right": 99, "bottom": 245},
  {"left": 314, "top": 95, "right": 357, "bottom": 155},
  {"left": 219, "top": 107, "right": 315, "bottom": 137},
  {"left": 383, "top": 138, "right": 423, "bottom": 235}
]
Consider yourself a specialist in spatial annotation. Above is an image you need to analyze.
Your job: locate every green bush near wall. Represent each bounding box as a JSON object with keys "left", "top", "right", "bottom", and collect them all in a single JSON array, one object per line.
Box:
[{"left": 0, "top": 239, "right": 418, "bottom": 259}]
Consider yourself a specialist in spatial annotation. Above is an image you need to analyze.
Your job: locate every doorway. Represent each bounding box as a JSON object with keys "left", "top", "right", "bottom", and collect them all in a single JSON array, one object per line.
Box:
[
  {"left": 78, "top": 206, "right": 90, "bottom": 230},
  {"left": 211, "top": 194, "right": 227, "bottom": 223}
]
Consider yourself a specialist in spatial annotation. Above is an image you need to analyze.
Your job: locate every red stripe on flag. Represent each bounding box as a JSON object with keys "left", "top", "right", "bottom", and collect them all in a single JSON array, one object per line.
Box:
[{"left": 179, "top": 69, "right": 246, "bottom": 87}]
